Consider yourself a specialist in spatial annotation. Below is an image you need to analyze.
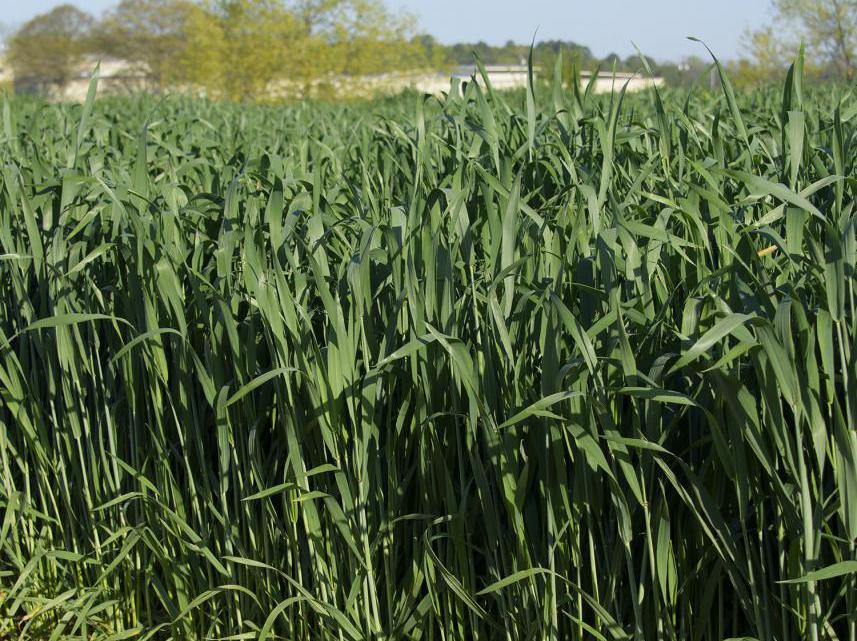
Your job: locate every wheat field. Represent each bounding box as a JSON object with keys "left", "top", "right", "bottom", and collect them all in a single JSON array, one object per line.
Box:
[{"left": 0, "top": 55, "right": 855, "bottom": 640}]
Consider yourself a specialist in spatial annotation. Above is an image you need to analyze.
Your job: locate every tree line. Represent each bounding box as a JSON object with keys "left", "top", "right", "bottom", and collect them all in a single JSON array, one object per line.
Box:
[
  {"left": 435, "top": 1, "right": 857, "bottom": 88},
  {"left": 2, "top": 0, "right": 855, "bottom": 101},
  {"left": 738, "top": 0, "right": 857, "bottom": 84},
  {"left": 4, "top": 0, "right": 439, "bottom": 100}
]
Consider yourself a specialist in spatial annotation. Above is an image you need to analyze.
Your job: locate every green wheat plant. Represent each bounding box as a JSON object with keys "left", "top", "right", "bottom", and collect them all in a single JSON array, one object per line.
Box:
[{"left": 0, "top": 50, "right": 855, "bottom": 640}]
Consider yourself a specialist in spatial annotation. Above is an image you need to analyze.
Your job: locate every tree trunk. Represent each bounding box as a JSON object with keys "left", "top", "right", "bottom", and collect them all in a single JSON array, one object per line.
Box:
[{"left": 830, "top": 0, "right": 855, "bottom": 80}]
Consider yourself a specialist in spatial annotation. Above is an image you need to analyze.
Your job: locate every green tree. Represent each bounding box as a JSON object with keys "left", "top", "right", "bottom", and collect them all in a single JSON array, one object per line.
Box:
[
  {"left": 293, "top": 0, "right": 345, "bottom": 32},
  {"left": 330, "top": 0, "right": 426, "bottom": 75},
  {"left": 731, "top": 26, "right": 791, "bottom": 86},
  {"left": 413, "top": 34, "right": 449, "bottom": 70},
  {"left": 179, "top": 0, "right": 303, "bottom": 100},
  {"left": 7, "top": 4, "right": 94, "bottom": 93},
  {"left": 95, "top": 0, "right": 197, "bottom": 90},
  {"left": 10, "top": 0, "right": 438, "bottom": 101},
  {"left": 177, "top": 0, "right": 430, "bottom": 99},
  {"left": 767, "top": 0, "right": 857, "bottom": 80},
  {"left": 289, "top": 0, "right": 427, "bottom": 78}
]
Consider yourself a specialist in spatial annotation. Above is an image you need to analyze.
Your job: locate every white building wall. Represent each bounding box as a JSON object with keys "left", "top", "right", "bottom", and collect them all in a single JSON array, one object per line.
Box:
[
  {"left": 413, "top": 67, "right": 664, "bottom": 96},
  {"left": 582, "top": 74, "right": 665, "bottom": 94},
  {"left": 59, "top": 59, "right": 149, "bottom": 102},
  {"left": 0, "top": 55, "right": 13, "bottom": 87},
  {"left": 2, "top": 56, "right": 665, "bottom": 102}
]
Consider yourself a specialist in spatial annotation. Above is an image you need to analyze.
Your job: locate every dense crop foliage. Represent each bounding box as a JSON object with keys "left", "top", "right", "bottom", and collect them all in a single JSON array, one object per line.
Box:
[{"left": 0, "top": 57, "right": 855, "bottom": 641}]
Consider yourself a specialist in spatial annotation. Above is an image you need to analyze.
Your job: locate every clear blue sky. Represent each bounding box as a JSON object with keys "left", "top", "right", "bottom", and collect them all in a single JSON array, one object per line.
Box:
[{"left": 1, "top": 0, "right": 774, "bottom": 62}]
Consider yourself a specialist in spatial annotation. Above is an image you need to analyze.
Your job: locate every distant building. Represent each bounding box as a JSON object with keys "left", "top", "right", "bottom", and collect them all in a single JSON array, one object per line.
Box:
[
  {"left": 403, "top": 65, "right": 531, "bottom": 94},
  {"left": 579, "top": 70, "right": 665, "bottom": 93},
  {"left": 0, "top": 52, "right": 12, "bottom": 88},
  {"left": 452, "top": 64, "right": 532, "bottom": 90},
  {"left": 0, "top": 56, "right": 664, "bottom": 102},
  {"left": 57, "top": 58, "right": 149, "bottom": 102},
  {"left": 411, "top": 65, "right": 663, "bottom": 95},
  {"left": 8, "top": 57, "right": 148, "bottom": 101}
]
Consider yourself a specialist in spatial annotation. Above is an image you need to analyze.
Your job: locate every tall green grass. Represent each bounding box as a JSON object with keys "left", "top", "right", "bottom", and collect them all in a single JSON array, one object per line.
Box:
[{"left": 0, "top": 54, "right": 855, "bottom": 640}]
